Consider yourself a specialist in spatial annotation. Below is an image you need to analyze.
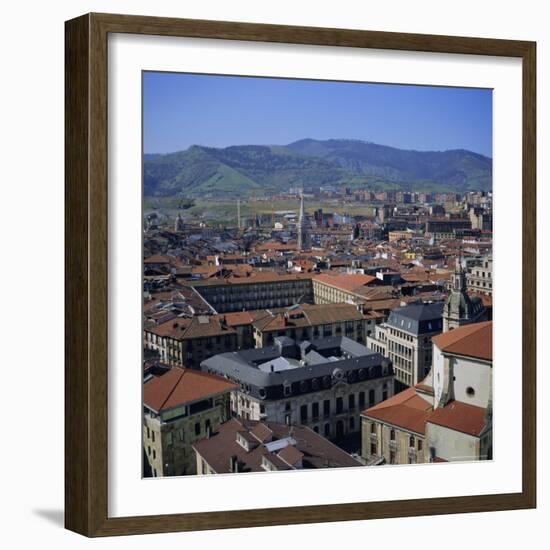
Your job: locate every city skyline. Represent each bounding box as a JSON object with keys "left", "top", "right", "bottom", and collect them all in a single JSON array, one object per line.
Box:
[{"left": 143, "top": 72, "right": 493, "bottom": 157}]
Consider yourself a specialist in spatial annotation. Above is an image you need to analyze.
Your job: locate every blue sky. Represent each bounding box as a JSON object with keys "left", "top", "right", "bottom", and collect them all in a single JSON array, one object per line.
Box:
[{"left": 143, "top": 72, "right": 492, "bottom": 157}]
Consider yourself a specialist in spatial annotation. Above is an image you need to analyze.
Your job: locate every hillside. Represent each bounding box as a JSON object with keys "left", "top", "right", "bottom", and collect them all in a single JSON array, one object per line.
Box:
[{"left": 144, "top": 139, "right": 492, "bottom": 198}]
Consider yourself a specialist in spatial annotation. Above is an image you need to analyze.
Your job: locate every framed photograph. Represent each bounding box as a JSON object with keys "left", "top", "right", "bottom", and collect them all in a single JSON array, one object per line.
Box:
[{"left": 65, "top": 13, "right": 536, "bottom": 537}]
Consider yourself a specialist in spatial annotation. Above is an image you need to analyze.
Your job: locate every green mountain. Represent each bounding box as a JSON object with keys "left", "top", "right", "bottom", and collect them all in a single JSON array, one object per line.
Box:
[
  {"left": 287, "top": 139, "right": 492, "bottom": 192},
  {"left": 144, "top": 139, "right": 492, "bottom": 198}
]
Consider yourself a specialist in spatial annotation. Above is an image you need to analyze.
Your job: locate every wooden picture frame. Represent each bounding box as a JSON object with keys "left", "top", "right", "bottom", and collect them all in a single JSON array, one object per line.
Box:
[{"left": 65, "top": 12, "right": 536, "bottom": 537}]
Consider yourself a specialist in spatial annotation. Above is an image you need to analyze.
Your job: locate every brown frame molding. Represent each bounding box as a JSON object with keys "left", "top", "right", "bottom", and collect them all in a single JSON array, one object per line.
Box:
[{"left": 65, "top": 12, "right": 536, "bottom": 537}]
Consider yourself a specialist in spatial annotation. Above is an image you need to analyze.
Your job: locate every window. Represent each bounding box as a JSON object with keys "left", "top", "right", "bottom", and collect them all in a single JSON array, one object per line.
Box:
[
  {"left": 194, "top": 422, "right": 201, "bottom": 436},
  {"left": 418, "top": 440, "right": 423, "bottom": 451},
  {"left": 312, "top": 402, "right": 319, "bottom": 419},
  {"left": 151, "top": 431, "right": 155, "bottom": 443},
  {"left": 369, "top": 389, "right": 375, "bottom": 406},
  {"left": 300, "top": 404, "right": 308, "bottom": 423},
  {"left": 336, "top": 397, "right": 343, "bottom": 414},
  {"left": 409, "top": 435, "right": 415, "bottom": 448},
  {"left": 147, "top": 445, "right": 151, "bottom": 456},
  {"left": 179, "top": 429, "right": 185, "bottom": 442},
  {"left": 323, "top": 399, "right": 330, "bottom": 417},
  {"left": 146, "top": 426, "right": 150, "bottom": 438},
  {"left": 152, "top": 449, "right": 156, "bottom": 459},
  {"left": 348, "top": 394, "right": 355, "bottom": 410},
  {"left": 390, "top": 429, "right": 396, "bottom": 440},
  {"left": 359, "top": 391, "right": 365, "bottom": 408},
  {"left": 370, "top": 442, "right": 377, "bottom": 455},
  {"left": 324, "top": 423, "right": 331, "bottom": 437},
  {"left": 349, "top": 417, "right": 355, "bottom": 430}
]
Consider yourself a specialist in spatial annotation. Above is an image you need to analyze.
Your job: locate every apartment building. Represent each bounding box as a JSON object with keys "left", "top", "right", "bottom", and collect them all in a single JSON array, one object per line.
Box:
[
  {"left": 366, "top": 302, "right": 444, "bottom": 390},
  {"left": 312, "top": 273, "right": 378, "bottom": 305},
  {"left": 251, "top": 302, "right": 383, "bottom": 347},
  {"left": 201, "top": 336, "right": 394, "bottom": 442},
  {"left": 467, "top": 256, "right": 493, "bottom": 296},
  {"left": 185, "top": 272, "right": 314, "bottom": 313},
  {"left": 143, "top": 368, "right": 237, "bottom": 477}
]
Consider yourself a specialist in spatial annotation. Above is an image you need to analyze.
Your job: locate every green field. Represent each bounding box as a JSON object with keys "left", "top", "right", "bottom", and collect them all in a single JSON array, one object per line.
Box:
[{"left": 144, "top": 197, "right": 378, "bottom": 225}]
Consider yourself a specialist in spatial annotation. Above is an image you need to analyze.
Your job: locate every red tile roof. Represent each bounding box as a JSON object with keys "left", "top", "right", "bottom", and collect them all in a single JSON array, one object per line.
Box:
[
  {"left": 143, "top": 368, "right": 237, "bottom": 412},
  {"left": 193, "top": 419, "right": 361, "bottom": 473},
  {"left": 314, "top": 273, "right": 376, "bottom": 293},
  {"left": 362, "top": 387, "right": 433, "bottom": 435},
  {"left": 427, "top": 400, "right": 487, "bottom": 436},
  {"left": 432, "top": 321, "right": 492, "bottom": 361}
]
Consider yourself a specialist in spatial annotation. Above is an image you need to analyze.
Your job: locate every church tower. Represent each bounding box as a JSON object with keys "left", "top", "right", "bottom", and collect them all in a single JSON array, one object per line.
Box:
[
  {"left": 443, "top": 255, "right": 485, "bottom": 332},
  {"left": 297, "top": 192, "right": 309, "bottom": 251},
  {"left": 174, "top": 213, "right": 184, "bottom": 232}
]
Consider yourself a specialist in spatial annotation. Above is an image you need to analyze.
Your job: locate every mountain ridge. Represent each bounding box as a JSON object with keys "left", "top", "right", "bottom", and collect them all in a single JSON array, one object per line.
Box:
[{"left": 144, "top": 138, "right": 492, "bottom": 198}]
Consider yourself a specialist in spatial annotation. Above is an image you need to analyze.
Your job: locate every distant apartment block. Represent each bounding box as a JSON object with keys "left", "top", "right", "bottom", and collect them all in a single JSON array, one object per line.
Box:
[
  {"left": 312, "top": 273, "right": 378, "bottom": 305},
  {"left": 467, "top": 256, "right": 493, "bottom": 296},
  {"left": 185, "top": 273, "right": 314, "bottom": 313}
]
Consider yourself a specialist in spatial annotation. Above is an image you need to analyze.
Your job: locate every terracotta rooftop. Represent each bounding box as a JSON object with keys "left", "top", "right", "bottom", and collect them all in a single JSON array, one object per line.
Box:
[
  {"left": 362, "top": 387, "right": 433, "bottom": 435},
  {"left": 143, "top": 368, "right": 237, "bottom": 413},
  {"left": 144, "top": 254, "right": 172, "bottom": 264},
  {"left": 427, "top": 400, "right": 487, "bottom": 437},
  {"left": 314, "top": 273, "right": 376, "bottom": 294},
  {"left": 432, "top": 321, "right": 492, "bottom": 362},
  {"left": 193, "top": 419, "right": 361, "bottom": 473}
]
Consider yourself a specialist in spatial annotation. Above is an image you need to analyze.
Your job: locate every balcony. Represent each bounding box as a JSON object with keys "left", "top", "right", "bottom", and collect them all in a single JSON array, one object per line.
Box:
[{"left": 389, "top": 439, "right": 398, "bottom": 451}]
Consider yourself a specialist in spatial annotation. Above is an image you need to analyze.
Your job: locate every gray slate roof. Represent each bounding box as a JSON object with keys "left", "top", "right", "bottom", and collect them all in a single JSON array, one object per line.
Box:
[{"left": 386, "top": 302, "right": 444, "bottom": 335}]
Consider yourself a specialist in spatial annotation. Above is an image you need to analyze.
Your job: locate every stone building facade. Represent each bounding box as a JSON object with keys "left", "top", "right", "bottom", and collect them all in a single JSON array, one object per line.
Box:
[
  {"left": 143, "top": 368, "right": 237, "bottom": 477},
  {"left": 312, "top": 273, "right": 377, "bottom": 305},
  {"left": 466, "top": 256, "right": 493, "bottom": 296},
  {"left": 366, "top": 302, "right": 444, "bottom": 390},
  {"left": 252, "top": 302, "right": 382, "bottom": 348},
  {"left": 144, "top": 315, "right": 239, "bottom": 369},
  {"left": 201, "top": 336, "right": 394, "bottom": 442},
  {"left": 186, "top": 273, "right": 314, "bottom": 313}
]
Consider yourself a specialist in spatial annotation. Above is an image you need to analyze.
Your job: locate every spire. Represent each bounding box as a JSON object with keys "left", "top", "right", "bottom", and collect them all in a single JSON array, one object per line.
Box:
[
  {"left": 453, "top": 252, "right": 466, "bottom": 292},
  {"left": 297, "top": 191, "right": 308, "bottom": 251}
]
